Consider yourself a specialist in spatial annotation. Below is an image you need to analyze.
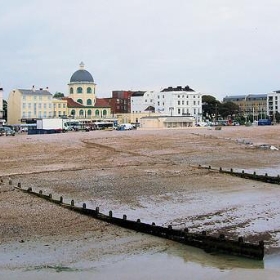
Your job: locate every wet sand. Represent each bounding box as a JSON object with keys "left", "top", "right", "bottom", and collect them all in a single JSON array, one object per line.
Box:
[{"left": 1, "top": 125, "right": 280, "bottom": 278}]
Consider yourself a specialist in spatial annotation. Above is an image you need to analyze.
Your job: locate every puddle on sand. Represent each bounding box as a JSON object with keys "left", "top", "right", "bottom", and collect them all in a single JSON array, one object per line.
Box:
[{"left": 1, "top": 244, "right": 280, "bottom": 280}]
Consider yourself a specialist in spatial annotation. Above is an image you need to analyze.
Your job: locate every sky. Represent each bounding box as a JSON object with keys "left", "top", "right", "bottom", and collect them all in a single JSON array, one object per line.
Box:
[{"left": 1, "top": 0, "right": 280, "bottom": 101}]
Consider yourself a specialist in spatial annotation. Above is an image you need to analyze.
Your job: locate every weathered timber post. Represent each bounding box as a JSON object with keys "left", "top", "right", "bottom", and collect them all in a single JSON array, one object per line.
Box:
[
  {"left": 123, "top": 214, "right": 127, "bottom": 220},
  {"left": 83, "top": 203, "right": 86, "bottom": 209},
  {"left": 152, "top": 222, "right": 155, "bottom": 226},
  {"left": 17, "top": 182, "right": 21, "bottom": 188},
  {"left": 219, "top": 167, "right": 222, "bottom": 172},
  {"left": 219, "top": 234, "right": 225, "bottom": 240},
  {"left": 39, "top": 190, "right": 43, "bottom": 195},
  {"left": 265, "top": 173, "right": 268, "bottom": 177},
  {"left": 60, "top": 196, "right": 63, "bottom": 203},
  {"left": 49, "top": 194, "right": 52, "bottom": 199},
  {"left": 168, "top": 225, "right": 172, "bottom": 230},
  {"left": 27, "top": 187, "right": 32, "bottom": 192},
  {"left": 137, "top": 218, "right": 141, "bottom": 223},
  {"left": 71, "top": 200, "right": 74, "bottom": 206},
  {"left": 96, "top": 207, "right": 99, "bottom": 214},
  {"left": 109, "top": 210, "right": 113, "bottom": 218},
  {"left": 208, "top": 166, "right": 211, "bottom": 170},
  {"left": 9, "top": 178, "right": 12, "bottom": 185},
  {"left": 238, "top": 237, "right": 244, "bottom": 244}
]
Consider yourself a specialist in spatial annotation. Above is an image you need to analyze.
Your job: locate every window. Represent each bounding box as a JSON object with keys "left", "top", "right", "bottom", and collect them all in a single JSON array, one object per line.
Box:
[
  {"left": 77, "top": 87, "right": 83, "bottom": 94},
  {"left": 158, "top": 101, "right": 160, "bottom": 106},
  {"left": 44, "top": 104, "right": 47, "bottom": 109},
  {"left": 182, "top": 101, "right": 184, "bottom": 105},
  {"left": 178, "top": 108, "right": 181, "bottom": 114},
  {"left": 58, "top": 104, "right": 61, "bottom": 108},
  {"left": 71, "top": 109, "right": 75, "bottom": 116},
  {"left": 63, "top": 104, "right": 66, "bottom": 108},
  {"left": 193, "top": 101, "right": 196, "bottom": 105},
  {"left": 34, "top": 96, "right": 37, "bottom": 100},
  {"left": 87, "top": 87, "right": 92, "bottom": 93},
  {"left": 38, "top": 103, "right": 42, "bottom": 109},
  {"left": 178, "top": 101, "right": 180, "bottom": 105},
  {"left": 79, "top": 109, "right": 84, "bottom": 116},
  {"left": 77, "top": 99, "right": 83, "bottom": 104},
  {"left": 28, "top": 103, "right": 31, "bottom": 109},
  {"left": 70, "top": 87, "right": 74, "bottom": 94},
  {"left": 95, "top": 110, "right": 100, "bottom": 116},
  {"left": 87, "top": 99, "right": 92, "bottom": 105},
  {"left": 194, "top": 108, "right": 196, "bottom": 114},
  {"left": 103, "top": 110, "right": 107, "bottom": 116},
  {"left": 23, "top": 103, "right": 26, "bottom": 109},
  {"left": 87, "top": 109, "right": 92, "bottom": 116}
]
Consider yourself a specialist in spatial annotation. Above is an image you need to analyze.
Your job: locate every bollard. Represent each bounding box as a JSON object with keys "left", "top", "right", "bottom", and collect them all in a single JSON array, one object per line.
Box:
[
  {"left": 71, "top": 200, "right": 74, "bottom": 206},
  {"left": 265, "top": 173, "right": 268, "bottom": 177},
  {"left": 230, "top": 168, "right": 233, "bottom": 173},
  {"left": 208, "top": 166, "right": 211, "bottom": 170},
  {"left": 17, "top": 182, "right": 21, "bottom": 188},
  {"left": 242, "top": 170, "right": 245, "bottom": 174},
  {"left": 137, "top": 218, "right": 141, "bottom": 223},
  {"left": 123, "top": 214, "right": 127, "bottom": 220},
  {"left": 27, "top": 187, "right": 32, "bottom": 192},
  {"left": 253, "top": 171, "right": 256, "bottom": 176},
  {"left": 83, "top": 203, "right": 86, "bottom": 209},
  {"left": 219, "top": 167, "right": 222, "bottom": 172},
  {"left": 109, "top": 210, "right": 113, "bottom": 218},
  {"left": 60, "top": 196, "right": 63, "bottom": 203},
  {"left": 96, "top": 207, "right": 99, "bottom": 214},
  {"left": 219, "top": 234, "right": 225, "bottom": 240},
  {"left": 9, "top": 178, "right": 12, "bottom": 185},
  {"left": 152, "top": 222, "right": 155, "bottom": 226},
  {"left": 39, "top": 190, "right": 43, "bottom": 194},
  {"left": 49, "top": 194, "right": 52, "bottom": 199}
]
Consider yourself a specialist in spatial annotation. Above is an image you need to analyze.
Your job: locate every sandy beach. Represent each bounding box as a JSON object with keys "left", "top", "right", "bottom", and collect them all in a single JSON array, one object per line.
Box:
[{"left": 1, "top": 125, "right": 280, "bottom": 278}]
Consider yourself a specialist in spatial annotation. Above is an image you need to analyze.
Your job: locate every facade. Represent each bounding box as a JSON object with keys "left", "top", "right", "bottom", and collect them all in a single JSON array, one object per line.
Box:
[
  {"left": 140, "top": 115, "right": 195, "bottom": 129},
  {"left": 7, "top": 88, "right": 53, "bottom": 125},
  {"left": 105, "top": 90, "right": 133, "bottom": 115},
  {"left": 267, "top": 90, "right": 280, "bottom": 121},
  {"left": 0, "top": 87, "right": 3, "bottom": 122},
  {"left": 131, "top": 91, "right": 155, "bottom": 113},
  {"left": 223, "top": 94, "right": 267, "bottom": 119},
  {"left": 66, "top": 62, "right": 111, "bottom": 119}
]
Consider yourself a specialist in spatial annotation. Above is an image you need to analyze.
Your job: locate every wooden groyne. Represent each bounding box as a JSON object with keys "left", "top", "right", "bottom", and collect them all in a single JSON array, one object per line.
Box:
[
  {"left": 14, "top": 183, "right": 264, "bottom": 260},
  {"left": 198, "top": 165, "right": 280, "bottom": 185}
]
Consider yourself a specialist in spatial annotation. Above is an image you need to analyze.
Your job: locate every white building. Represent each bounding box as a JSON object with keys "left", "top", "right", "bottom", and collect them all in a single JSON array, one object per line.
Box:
[
  {"left": 267, "top": 90, "right": 280, "bottom": 121},
  {"left": 155, "top": 86, "right": 202, "bottom": 122},
  {"left": 131, "top": 91, "right": 155, "bottom": 113}
]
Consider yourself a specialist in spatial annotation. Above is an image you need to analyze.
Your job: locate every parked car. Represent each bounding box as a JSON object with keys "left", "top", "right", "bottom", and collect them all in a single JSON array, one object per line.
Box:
[{"left": 0, "top": 126, "right": 16, "bottom": 136}]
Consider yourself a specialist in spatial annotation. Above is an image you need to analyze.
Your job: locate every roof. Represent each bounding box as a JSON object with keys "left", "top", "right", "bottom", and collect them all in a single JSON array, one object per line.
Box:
[
  {"left": 131, "top": 91, "right": 145, "bottom": 97},
  {"left": 161, "top": 85, "right": 195, "bottom": 92},
  {"left": 62, "top": 97, "right": 84, "bottom": 108},
  {"left": 95, "top": 98, "right": 110, "bottom": 108},
  {"left": 18, "top": 89, "right": 52, "bottom": 96},
  {"left": 69, "top": 62, "right": 94, "bottom": 83}
]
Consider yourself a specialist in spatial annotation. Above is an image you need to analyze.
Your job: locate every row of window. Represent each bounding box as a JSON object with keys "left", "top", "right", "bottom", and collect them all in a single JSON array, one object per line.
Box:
[
  {"left": 22, "top": 111, "right": 52, "bottom": 118},
  {"left": 22, "top": 103, "right": 52, "bottom": 109},
  {"left": 53, "top": 103, "right": 67, "bottom": 109},
  {"left": 22, "top": 96, "right": 52, "bottom": 101},
  {"left": 70, "top": 109, "right": 108, "bottom": 117},
  {"left": 77, "top": 99, "right": 95, "bottom": 105},
  {"left": 70, "top": 87, "right": 94, "bottom": 94}
]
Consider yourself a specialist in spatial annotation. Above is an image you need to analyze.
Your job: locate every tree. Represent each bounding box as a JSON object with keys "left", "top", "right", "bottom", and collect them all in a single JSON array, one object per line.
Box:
[
  {"left": 202, "top": 95, "right": 221, "bottom": 121},
  {"left": 219, "top": 102, "right": 240, "bottom": 119},
  {"left": 53, "top": 92, "right": 65, "bottom": 99},
  {"left": 3, "top": 100, "right": 7, "bottom": 120}
]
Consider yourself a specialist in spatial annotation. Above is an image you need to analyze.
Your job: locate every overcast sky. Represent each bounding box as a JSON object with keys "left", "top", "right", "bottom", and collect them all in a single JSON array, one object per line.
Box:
[{"left": 1, "top": 0, "right": 280, "bottom": 100}]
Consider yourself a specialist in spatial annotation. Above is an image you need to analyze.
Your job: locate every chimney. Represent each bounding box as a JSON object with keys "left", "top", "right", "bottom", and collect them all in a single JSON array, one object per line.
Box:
[{"left": 32, "top": 85, "right": 35, "bottom": 92}]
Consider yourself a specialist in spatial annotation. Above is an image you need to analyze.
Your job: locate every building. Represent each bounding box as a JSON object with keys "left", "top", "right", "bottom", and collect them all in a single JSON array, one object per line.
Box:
[
  {"left": 105, "top": 90, "right": 134, "bottom": 115},
  {"left": 0, "top": 87, "right": 4, "bottom": 124},
  {"left": 267, "top": 90, "right": 280, "bottom": 121},
  {"left": 155, "top": 86, "right": 202, "bottom": 121},
  {"left": 7, "top": 87, "right": 53, "bottom": 125},
  {"left": 65, "top": 62, "right": 111, "bottom": 119},
  {"left": 223, "top": 94, "right": 267, "bottom": 120}
]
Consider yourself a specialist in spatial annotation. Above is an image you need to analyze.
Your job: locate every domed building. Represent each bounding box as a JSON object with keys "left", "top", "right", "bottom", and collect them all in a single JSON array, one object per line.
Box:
[{"left": 53, "top": 62, "right": 111, "bottom": 119}]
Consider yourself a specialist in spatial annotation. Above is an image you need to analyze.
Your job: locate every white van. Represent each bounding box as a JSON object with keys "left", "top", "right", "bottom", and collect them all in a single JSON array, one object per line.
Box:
[{"left": 117, "top": 123, "right": 134, "bottom": 130}]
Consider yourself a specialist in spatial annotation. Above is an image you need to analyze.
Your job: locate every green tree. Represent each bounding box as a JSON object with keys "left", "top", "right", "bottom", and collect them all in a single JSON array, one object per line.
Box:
[
  {"left": 202, "top": 95, "right": 221, "bottom": 121},
  {"left": 53, "top": 92, "right": 65, "bottom": 99},
  {"left": 3, "top": 100, "right": 7, "bottom": 120},
  {"left": 219, "top": 102, "right": 240, "bottom": 119}
]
